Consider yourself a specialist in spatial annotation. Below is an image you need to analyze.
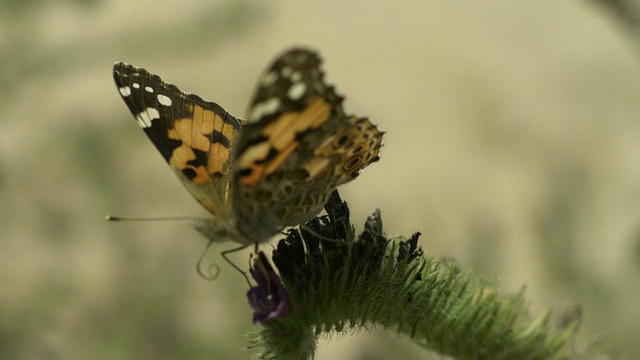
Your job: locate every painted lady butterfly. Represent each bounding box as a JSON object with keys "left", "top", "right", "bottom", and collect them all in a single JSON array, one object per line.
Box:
[{"left": 113, "top": 48, "right": 383, "bottom": 249}]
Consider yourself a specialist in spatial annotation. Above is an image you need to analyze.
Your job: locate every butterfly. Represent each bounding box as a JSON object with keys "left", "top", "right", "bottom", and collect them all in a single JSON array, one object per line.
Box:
[{"left": 112, "top": 48, "right": 383, "bottom": 250}]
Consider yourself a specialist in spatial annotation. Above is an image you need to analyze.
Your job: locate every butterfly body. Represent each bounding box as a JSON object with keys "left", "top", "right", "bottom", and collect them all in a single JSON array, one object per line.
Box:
[{"left": 113, "top": 49, "right": 382, "bottom": 246}]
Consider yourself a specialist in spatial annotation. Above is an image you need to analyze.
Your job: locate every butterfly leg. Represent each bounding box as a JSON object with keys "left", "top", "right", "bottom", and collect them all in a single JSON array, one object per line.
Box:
[
  {"left": 300, "top": 223, "right": 341, "bottom": 243},
  {"left": 221, "top": 244, "right": 252, "bottom": 286}
]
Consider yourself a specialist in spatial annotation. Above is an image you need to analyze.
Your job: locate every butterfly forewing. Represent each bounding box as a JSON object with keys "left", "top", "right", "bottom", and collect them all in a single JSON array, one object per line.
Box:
[
  {"left": 113, "top": 62, "right": 243, "bottom": 218},
  {"left": 232, "top": 49, "right": 383, "bottom": 243}
]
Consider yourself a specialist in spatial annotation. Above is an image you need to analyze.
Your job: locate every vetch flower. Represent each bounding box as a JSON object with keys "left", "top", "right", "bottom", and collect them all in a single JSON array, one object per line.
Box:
[{"left": 247, "top": 252, "right": 291, "bottom": 324}]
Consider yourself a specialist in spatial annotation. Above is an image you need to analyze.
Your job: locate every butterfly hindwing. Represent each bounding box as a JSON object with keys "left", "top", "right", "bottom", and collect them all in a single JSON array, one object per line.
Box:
[{"left": 113, "top": 62, "right": 244, "bottom": 218}]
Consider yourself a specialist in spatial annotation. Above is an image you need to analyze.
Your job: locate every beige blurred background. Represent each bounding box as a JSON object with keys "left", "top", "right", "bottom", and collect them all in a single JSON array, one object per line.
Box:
[{"left": 1, "top": 1, "right": 639, "bottom": 359}]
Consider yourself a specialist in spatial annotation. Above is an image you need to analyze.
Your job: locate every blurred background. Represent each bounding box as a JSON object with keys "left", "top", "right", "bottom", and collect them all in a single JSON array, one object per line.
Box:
[{"left": 1, "top": 1, "right": 639, "bottom": 359}]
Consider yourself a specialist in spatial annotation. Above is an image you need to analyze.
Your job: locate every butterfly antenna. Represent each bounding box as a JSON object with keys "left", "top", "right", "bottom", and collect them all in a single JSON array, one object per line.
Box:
[{"left": 106, "top": 215, "right": 206, "bottom": 222}]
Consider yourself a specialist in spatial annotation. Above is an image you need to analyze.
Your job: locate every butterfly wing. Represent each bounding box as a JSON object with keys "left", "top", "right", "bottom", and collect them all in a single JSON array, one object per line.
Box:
[
  {"left": 233, "top": 49, "right": 383, "bottom": 243},
  {"left": 113, "top": 63, "right": 244, "bottom": 221}
]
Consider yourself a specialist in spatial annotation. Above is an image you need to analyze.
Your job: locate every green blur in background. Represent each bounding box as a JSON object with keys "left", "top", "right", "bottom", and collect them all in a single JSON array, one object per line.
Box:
[{"left": 1, "top": 1, "right": 639, "bottom": 359}]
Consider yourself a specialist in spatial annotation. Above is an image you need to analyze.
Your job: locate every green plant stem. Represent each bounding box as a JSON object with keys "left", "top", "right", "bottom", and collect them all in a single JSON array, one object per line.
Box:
[{"left": 247, "top": 191, "right": 587, "bottom": 360}]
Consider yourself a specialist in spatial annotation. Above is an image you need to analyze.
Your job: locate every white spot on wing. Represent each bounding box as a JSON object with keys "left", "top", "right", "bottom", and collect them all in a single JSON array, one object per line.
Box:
[
  {"left": 290, "top": 71, "right": 302, "bottom": 82},
  {"left": 249, "top": 98, "right": 281, "bottom": 122},
  {"left": 261, "top": 71, "right": 278, "bottom": 87},
  {"left": 136, "top": 107, "right": 160, "bottom": 128},
  {"left": 157, "top": 94, "right": 172, "bottom": 106},
  {"left": 287, "top": 82, "right": 306, "bottom": 101},
  {"left": 132, "top": 83, "right": 140, "bottom": 89},
  {"left": 145, "top": 86, "right": 154, "bottom": 93},
  {"left": 281, "top": 66, "right": 292, "bottom": 78},
  {"left": 119, "top": 86, "right": 131, "bottom": 97}
]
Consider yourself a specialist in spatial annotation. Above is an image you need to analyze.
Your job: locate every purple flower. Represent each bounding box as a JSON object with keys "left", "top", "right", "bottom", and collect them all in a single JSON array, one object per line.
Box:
[{"left": 247, "top": 252, "right": 291, "bottom": 324}]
